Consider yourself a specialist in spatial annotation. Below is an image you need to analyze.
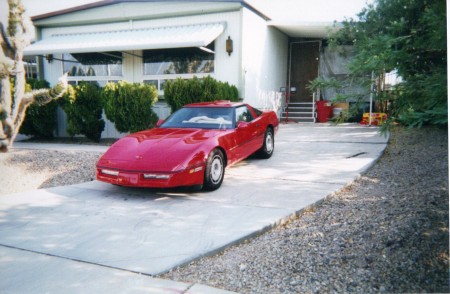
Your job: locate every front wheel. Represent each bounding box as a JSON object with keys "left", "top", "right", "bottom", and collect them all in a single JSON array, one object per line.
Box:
[
  {"left": 203, "top": 149, "right": 225, "bottom": 191},
  {"left": 257, "top": 128, "right": 274, "bottom": 159}
]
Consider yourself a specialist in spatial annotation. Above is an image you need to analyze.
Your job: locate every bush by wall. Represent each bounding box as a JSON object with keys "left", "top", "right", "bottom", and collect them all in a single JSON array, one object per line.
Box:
[
  {"left": 27, "top": 79, "right": 51, "bottom": 90},
  {"left": 164, "top": 76, "right": 239, "bottom": 112},
  {"left": 101, "top": 81, "right": 159, "bottom": 133},
  {"left": 61, "top": 82, "right": 105, "bottom": 142},
  {"left": 19, "top": 79, "right": 58, "bottom": 138}
]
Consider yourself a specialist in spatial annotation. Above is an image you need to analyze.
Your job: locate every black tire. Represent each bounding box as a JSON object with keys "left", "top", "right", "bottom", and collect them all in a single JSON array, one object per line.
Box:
[
  {"left": 257, "top": 127, "right": 274, "bottom": 159},
  {"left": 203, "top": 149, "right": 225, "bottom": 191}
]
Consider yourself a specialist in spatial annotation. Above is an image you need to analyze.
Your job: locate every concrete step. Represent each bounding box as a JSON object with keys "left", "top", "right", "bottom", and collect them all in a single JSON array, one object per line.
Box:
[
  {"left": 282, "top": 101, "right": 316, "bottom": 123},
  {"left": 285, "top": 102, "right": 315, "bottom": 110},
  {"left": 280, "top": 116, "right": 316, "bottom": 123},
  {"left": 281, "top": 111, "right": 316, "bottom": 123},
  {"left": 287, "top": 107, "right": 314, "bottom": 111},
  {"left": 282, "top": 111, "right": 315, "bottom": 117}
]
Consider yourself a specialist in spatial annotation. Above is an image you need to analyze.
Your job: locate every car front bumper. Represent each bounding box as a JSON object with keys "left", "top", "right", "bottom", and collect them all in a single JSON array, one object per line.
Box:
[{"left": 96, "top": 165, "right": 205, "bottom": 188}]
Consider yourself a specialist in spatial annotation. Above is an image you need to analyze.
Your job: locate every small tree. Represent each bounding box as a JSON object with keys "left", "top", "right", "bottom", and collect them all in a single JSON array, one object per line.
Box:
[
  {"left": 0, "top": 0, "right": 67, "bottom": 152},
  {"left": 164, "top": 76, "right": 239, "bottom": 113},
  {"left": 324, "top": 0, "right": 447, "bottom": 128},
  {"left": 61, "top": 82, "right": 105, "bottom": 142},
  {"left": 19, "top": 79, "right": 59, "bottom": 138},
  {"left": 102, "top": 81, "right": 159, "bottom": 133}
]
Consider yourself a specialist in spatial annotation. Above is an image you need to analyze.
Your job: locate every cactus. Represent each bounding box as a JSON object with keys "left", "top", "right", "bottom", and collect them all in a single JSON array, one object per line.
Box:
[{"left": 0, "top": 0, "right": 67, "bottom": 152}]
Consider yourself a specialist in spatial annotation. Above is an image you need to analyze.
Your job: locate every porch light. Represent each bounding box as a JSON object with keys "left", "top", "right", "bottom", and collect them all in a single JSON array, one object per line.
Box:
[
  {"left": 46, "top": 54, "right": 53, "bottom": 63},
  {"left": 226, "top": 36, "right": 233, "bottom": 56},
  {"left": 279, "top": 86, "right": 297, "bottom": 94}
]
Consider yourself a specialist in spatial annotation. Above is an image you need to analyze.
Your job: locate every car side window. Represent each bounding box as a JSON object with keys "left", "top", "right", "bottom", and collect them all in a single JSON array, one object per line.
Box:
[{"left": 235, "top": 106, "right": 255, "bottom": 124}]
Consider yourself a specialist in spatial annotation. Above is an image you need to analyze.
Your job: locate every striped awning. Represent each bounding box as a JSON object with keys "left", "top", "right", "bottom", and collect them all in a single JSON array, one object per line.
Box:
[{"left": 24, "top": 22, "right": 225, "bottom": 55}]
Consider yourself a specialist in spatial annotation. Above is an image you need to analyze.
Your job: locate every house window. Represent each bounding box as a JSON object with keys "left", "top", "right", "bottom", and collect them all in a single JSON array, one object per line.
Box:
[
  {"left": 143, "top": 44, "right": 215, "bottom": 97},
  {"left": 63, "top": 52, "right": 123, "bottom": 86},
  {"left": 24, "top": 56, "right": 38, "bottom": 79},
  {"left": 143, "top": 45, "right": 214, "bottom": 75},
  {"left": 67, "top": 80, "right": 119, "bottom": 87}
]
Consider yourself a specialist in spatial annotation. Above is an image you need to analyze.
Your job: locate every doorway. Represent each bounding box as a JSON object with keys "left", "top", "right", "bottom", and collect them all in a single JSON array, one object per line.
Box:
[{"left": 289, "top": 41, "right": 321, "bottom": 103}]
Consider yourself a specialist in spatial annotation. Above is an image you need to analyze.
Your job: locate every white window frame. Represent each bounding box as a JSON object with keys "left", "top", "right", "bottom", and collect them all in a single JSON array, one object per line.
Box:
[
  {"left": 143, "top": 73, "right": 215, "bottom": 98},
  {"left": 61, "top": 53, "right": 124, "bottom": 86}
]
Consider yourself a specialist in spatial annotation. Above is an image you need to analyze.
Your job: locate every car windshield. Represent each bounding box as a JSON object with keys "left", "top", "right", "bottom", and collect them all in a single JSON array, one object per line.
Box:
[{"left": 160, "top": 107, "right": 234, "bottom": 129}]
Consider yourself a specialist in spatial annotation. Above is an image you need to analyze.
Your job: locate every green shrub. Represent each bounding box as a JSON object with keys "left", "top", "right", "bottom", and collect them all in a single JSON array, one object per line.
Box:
[
  {"left": 19, "top": 100, "right": 58, "bottom": 138},
  {"left": 164, "top": 76, "right": 239, "bottom": 112},
  {"left": 102, "top": 81, "right": 159, "bottom": 133},
  {"left": 61, "top": 82, "right": 105, "bottom": 142},
  {"left": 27, "top": 79, "right": 51, "bottom": 90},
  {"left": 19, "top": 79, "right": 58, "bottom": 138}
]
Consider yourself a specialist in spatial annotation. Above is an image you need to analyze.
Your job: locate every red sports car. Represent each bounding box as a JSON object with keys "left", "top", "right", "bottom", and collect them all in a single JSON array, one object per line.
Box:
[{"left": 96, "top": 101, "right": 279, "bottom": 190}]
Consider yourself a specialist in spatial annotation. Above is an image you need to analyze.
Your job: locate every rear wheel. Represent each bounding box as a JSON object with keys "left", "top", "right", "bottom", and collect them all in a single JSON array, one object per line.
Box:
[
  {"left": 203, "top": 149, "right": 225, "bottom": 191},
  {"left": 257, "top": 127, "right": 274, "bottom": 159}
]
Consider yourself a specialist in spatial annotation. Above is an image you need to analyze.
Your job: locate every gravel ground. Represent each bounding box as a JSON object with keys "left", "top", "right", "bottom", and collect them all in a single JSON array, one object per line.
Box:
[
  {"left": 0, "top": 149, "right": 102, "bottom": 196},
  {"left": 161, "top": 126, "right": 449, "bottom": 293},
  {"left": 0, "top": 126, "right": 448, "bottom": 293}
]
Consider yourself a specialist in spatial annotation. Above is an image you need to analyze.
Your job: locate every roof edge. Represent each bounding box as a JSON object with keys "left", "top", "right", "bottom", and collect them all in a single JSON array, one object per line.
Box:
[
  {"left": 241, "top": 1, "right": 270, "bottom": 21},
  {"left": 32, "top": 0, "right": 115, "bottom": 21},
  {"left": 32, "top": 0, "right": 271, "bottom": 22}
]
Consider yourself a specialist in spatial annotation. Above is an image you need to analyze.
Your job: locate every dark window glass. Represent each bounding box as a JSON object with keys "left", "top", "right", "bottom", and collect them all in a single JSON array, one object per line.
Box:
[
  {"left": 235, "top": 106, "right": 255, "bottom": 123},
  {"left": 252, "top": 107, "right": 263, "bottom": 117},
  {"left": 144, "top": 80, "right": 158, "bottom": 88},
  {"left": 143, "top": 44, "right": 215, "bottom": 75},
  {"left": 63, "top": 52, "right": 122, "bottom": 77}
]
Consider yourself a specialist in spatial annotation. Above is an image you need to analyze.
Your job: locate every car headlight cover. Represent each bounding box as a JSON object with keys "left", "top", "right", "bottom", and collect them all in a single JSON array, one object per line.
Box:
[
  {"left": 143, "top": 173, "right": 171, "bottom": 180},
  {"left": 101, "top": 169, "right": 119, "bottom": 176}
]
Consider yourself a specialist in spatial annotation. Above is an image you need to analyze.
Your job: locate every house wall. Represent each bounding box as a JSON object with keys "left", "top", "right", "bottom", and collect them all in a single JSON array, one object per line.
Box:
[
  {"left": 241, "top": 8, "right": 288, "bottom": 113},
  {"left": 40, "top": 10, "right": 242, "bottom": 90},
  {"left": 39, "top": 9, "right": 243, "bottom": 138},
  {"left": 37, "top": 4, "right": 287, "bottom": 138}
]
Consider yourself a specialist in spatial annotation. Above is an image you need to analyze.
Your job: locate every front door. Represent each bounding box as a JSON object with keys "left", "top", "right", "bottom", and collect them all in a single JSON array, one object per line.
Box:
[{"left": 289, "top": 41, "right": 320, "bottom": 102}]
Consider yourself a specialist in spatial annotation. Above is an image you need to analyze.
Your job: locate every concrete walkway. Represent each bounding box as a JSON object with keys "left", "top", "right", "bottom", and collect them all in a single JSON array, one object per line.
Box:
[{"left": 1, "top": 123, "right": 388, "bottom": 293}]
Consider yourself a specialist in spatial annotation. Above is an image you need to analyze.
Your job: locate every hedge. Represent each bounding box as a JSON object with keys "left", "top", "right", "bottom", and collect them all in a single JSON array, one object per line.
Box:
[
  {"left": 101, "top": 81, "right": 159, "bottom": 133},
  {"left": 20, "top": 76, "right": 236, "bottom": 140},
  {"left": 61, "top": 82, "right": 105, "bottom": 142},
  {"left": 164, "top": 76, "right": 239, "bottom": 112},
  {"left": 19, "top": 79, "right": 58, "bottom": 138}
]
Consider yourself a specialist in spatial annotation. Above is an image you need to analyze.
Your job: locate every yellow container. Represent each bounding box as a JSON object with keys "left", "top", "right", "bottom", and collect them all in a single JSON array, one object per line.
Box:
[
  {"left": 332, "top": 102, "right": 349, "bottom": 110},
  {"left": 361, "top": 113, "right": 387, "bottom": 125}
]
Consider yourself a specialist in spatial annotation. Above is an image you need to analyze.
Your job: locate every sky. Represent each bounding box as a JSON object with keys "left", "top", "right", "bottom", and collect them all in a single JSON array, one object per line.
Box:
[
  {"left": 246, "top": 0, "right": 372, "bottom": 22},
  {"left": 1, "top": 0, "right": 372, "bottom": 24}
]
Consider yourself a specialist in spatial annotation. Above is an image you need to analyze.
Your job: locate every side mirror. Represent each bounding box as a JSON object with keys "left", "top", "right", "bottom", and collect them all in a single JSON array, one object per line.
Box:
[
  {"left": 237, "top": 121, "right": 249, "bottom": 129},
  {"left": 156, "top": 119, "right": 164, "bottom": 127}
]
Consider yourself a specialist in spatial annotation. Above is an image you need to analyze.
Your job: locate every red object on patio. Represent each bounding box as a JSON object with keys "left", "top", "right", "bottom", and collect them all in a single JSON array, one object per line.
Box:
[{"left": 316, "top": 101, "right": 333, "bottom": 123}]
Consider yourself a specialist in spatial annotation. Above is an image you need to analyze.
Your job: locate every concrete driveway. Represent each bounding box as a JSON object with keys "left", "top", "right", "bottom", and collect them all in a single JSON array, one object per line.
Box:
[{"left": 0, "top": 123, "right": 388, "bottom": 293}]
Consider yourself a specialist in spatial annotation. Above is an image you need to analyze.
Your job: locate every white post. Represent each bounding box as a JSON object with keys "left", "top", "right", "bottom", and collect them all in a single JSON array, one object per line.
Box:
[{"left": 369, "top": 71, "right": 374, "bottom": 126}]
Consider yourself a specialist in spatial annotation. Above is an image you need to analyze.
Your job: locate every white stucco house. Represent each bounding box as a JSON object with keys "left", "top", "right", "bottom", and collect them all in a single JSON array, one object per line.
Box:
[{"left": 24, "top": 0, "right": 339, "bottom": 138}]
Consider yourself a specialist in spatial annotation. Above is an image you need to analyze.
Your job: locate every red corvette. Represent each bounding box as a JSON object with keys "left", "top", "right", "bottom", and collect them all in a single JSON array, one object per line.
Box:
[{"left": 96, "top": 101, "right": 279, "bottom": 190}]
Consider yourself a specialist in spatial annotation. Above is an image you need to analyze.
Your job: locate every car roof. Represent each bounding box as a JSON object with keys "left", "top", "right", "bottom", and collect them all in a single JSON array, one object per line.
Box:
[{"left": 184, "top": 100, "right": 245, "bottom": 108}]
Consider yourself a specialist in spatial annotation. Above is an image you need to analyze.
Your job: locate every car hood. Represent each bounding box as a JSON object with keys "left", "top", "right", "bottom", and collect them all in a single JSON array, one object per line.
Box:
[{"left": 97, "top": 128, "right": 221, "bottom": 172}]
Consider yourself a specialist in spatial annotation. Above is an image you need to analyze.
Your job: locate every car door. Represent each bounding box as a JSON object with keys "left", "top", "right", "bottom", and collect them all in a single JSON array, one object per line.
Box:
[{"left": 233, "top": 105, "right": 263, "bottom": 160}]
